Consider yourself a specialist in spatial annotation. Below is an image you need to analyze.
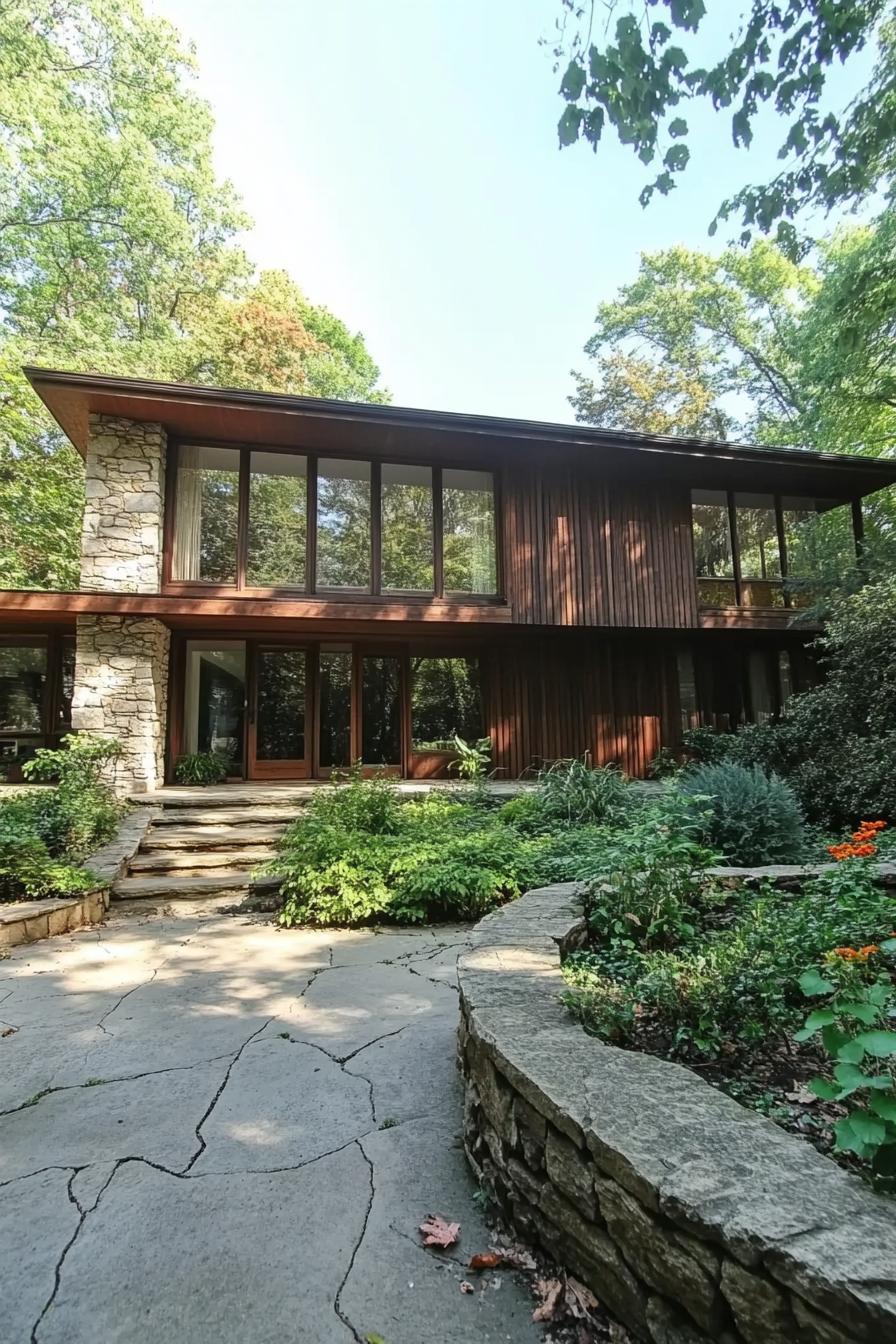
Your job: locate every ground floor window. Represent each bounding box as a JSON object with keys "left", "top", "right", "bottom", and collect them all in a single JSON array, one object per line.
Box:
[
  {"left": 0, "top": 634, "right": 76, "bottom": 776},
  {"left": 410, "top": 656, "right": 483, "bottom": 751},
  {"left": 176, "top": 640, "right": 485, "bottom": 780},
  {"left": 678, "top": 641, "right": 812, "bottom": 733}
]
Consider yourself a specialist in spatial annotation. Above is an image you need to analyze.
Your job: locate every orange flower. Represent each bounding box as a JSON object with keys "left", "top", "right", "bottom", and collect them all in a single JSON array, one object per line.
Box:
[
  {"left": 831, "top": 946, "right": 861, "bottom": 960},
  {"left": 860, "top": 945, "right": 881, "bottom": 958}
]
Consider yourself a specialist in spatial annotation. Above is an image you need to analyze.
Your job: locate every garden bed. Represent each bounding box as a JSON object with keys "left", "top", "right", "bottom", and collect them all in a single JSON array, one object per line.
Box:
[
  {"left": 562, "top": 816, "right": 896, "bottom": 1189},
  {"left": 458, "top": 884, "right": 896, "bottom": 1344}
]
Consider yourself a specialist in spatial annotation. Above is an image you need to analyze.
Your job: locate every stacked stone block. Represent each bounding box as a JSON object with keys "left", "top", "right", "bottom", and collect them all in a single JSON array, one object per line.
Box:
[
  {"left": 80, "top": 413, "right": 166, "bottom": 594},
  {"left": 458, "top": 884, "right": 896, "bottom": 1344}
]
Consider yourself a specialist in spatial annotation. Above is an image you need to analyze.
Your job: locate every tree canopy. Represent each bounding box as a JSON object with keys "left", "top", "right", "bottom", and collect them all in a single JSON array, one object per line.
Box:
[
  {"left": 554, "top": 1, "right": 895, "bottom": 248},
  {"left": 0, "top": 0, "right": 386, "bottom": 590}
]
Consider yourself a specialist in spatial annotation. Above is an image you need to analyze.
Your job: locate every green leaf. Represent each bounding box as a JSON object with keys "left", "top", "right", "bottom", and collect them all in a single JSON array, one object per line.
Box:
[
  {"left": 799, "top": 969, "right": 834, "bottom": 998},
  {"left": 668, "top": 117, "right": 688, "bottom": 139},
  {"left": 664, "top": 144, "right": 690, "bottom": 172},
  {"left": 560, "top": 60, "right": 586, "bottom": 102},
  {"left": 832, "top": 1061, "right": 874, "bottom": 1096},
  {"left": 855, "top": 1030, "right": 896, "bottom": 1059},
  {"left": 804, "top": 1008, "right": 838, "bottom": 1032},
  {"left": 558, "top": 105, "right": 584, "bottom": 148},
  {"left": 835, "top": 1037, "right": 867, "bottom": 1065},
  {"left": 807, "top": 1077, "right": 840, "bottom": 1101},
  {"left": 869, "top": 1094, "right": 896, "bottom": 1122},
  {"left": 849, "top": 1111, "right": 887, "bottom": 1147},
  {"left": 837, "top": 1000, "right": 879, "bottom": 1025},
  {"left": 833, "top": 1115, "right": 871, "bottom": 1157}
]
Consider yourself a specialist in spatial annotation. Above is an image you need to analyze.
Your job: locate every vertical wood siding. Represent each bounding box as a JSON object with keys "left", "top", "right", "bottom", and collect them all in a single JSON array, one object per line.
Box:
[
  {"left": 501, "top": 463, "right": 699, "bottom": 628},
  {"left": 484, "top": 633, "right": 678, "bottom": 779}
]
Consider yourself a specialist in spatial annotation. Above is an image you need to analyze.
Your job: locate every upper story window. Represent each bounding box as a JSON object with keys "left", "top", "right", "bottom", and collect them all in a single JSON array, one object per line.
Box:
[
  {"left": 316, "top": 458, "right": 371, "bottom": 591},
  {"left": 247, "top": 452, "right": 307, "bottom": 588},
  {"left": 691, "top": 489, "right": 857, "bottom": 608},
  {"left": 168, "top": 445, "right": 499, "bottom": 598},
  {"left": 171, "top": 445, "right": 240, "bottom": 583},
  {"left": 443, "top": 469, "right": 497, "bottom": 594}
]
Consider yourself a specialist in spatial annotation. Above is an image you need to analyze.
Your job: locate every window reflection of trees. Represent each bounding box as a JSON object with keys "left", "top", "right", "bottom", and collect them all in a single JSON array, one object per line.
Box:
[{"left": 411, "top": 656, "right": 482, "bottom": 750}]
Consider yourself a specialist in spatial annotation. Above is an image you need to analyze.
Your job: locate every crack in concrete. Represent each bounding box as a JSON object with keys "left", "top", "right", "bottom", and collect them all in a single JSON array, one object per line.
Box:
[
  {"left": 0, "top": 1164, "right": 78, "bottom": 1192},
  {"left": 333, "top": 1138, "right": 376, "bottom": 1344},
  {"left": 96, "top": 965, "right": 162, "bottom": 1037},
  {"left": 338, "top": 1023, "right": 410, "bottom": 1066},
  {"left": 182, "top": 1018, "right": 274, "bottom": 1173},
  {"left": 0, "top": 1052, "right": 240, "bottom": 1121},
  {"left": 29, "top": 1163, "right": 118, "bottom": 1344}
]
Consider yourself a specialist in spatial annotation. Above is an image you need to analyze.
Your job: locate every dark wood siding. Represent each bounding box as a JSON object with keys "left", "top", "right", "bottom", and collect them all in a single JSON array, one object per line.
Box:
[
  {"left": 483, "top": 632, "right": 678, "bottom": 779},
  {"left": 501, "top": 463, "right": 699, "bottom": 629}
]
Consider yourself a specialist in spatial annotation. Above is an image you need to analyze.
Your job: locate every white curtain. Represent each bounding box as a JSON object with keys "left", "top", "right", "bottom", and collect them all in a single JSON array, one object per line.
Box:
[{"left": 171, "top": 446, "right": 202, "bottom": 581}]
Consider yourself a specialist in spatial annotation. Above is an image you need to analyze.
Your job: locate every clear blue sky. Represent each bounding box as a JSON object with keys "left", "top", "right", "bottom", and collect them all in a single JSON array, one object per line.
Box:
[{"left": 154, "top": 0, "right": 872, "bottom": 422}]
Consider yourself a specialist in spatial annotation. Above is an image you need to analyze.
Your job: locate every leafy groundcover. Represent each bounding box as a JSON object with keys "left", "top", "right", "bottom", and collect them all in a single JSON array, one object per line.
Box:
[{"left": 563, "top": 814, "right": 896, "bottom": 1190}]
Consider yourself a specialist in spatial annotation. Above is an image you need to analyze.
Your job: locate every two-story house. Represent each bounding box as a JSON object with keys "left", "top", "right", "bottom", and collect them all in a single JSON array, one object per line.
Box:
[{"left": 0, "top": 366, "right": 893, "bottom": 794}]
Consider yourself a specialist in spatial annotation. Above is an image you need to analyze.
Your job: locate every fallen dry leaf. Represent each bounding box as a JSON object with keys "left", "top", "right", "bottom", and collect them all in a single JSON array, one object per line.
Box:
[
  {"left": 493, "top": 1241, "right": 537, "bottom": 1272},
  {"left": 1, "top": 1026, "right": 16, "bottom": 1038},
  {"left": 459, "top": 1281, "right": 475, "bottom": 1295},
  {"left": 785, "top": 1086, "right": 817, "bottom": 1105},
  {"left": 418, "top": 1214, "right": 460, "bottom": 1249},
  {"left": 469, "top": 1252, "right": 503, "bottom": 1272},
  {"left": 532, "top": 1277, "right": 564, "bottom": 1323},
  {"left": 565, "top": 1276, "right": 599, "bottom": 1318}
]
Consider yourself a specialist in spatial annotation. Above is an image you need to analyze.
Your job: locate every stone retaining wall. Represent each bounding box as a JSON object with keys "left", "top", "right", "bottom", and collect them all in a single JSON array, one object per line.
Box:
[{"left": 457, "top": 884, "right": 896, "bottom": 1344}]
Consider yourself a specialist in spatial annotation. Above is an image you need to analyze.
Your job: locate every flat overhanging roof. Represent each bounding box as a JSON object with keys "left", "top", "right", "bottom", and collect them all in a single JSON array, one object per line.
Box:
[{"left": 24, "top": 366, "right": 896, "bottom": 499}]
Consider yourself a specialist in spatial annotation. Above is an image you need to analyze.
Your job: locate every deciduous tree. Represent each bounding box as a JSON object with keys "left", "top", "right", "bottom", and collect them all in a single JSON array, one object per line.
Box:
[{"left": 553, "top": 1, "right": 893, "bottom": 248}]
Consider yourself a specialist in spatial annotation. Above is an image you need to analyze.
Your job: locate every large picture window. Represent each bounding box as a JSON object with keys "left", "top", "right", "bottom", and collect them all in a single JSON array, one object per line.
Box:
[
  {"left": 168, "top": 446, "right": 499, "bottom": 599},
  {"left": 691, "top": 489, "right": 859, "bottom": 608}
]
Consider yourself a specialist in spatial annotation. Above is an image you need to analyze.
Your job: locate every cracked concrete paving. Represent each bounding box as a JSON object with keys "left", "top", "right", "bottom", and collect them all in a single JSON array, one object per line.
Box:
[{"left": 0, "top": 901, "right": 545, "bottom": 1343}]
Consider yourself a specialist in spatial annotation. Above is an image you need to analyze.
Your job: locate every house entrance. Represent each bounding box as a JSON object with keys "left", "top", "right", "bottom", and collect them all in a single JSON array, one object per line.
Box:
[{"left": 180, "top": 640, "right": 407, "bottom": 781}]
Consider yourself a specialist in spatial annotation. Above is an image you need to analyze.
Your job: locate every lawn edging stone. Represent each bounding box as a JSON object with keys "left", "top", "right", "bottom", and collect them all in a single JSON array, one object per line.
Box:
[{"left": 457, "top": 881, "right": 896, "bottom": 1344}]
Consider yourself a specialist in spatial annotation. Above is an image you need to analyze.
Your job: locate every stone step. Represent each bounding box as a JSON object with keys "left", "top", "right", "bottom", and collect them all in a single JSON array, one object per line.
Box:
[
  {"left": 128, "top": 847, "right": 276, "bottom": 873},
  {"left": 149, "top": 806, "right": 305, "bottom": 827},
  {"left": 131, "top": 787, "right": 323, "bottom": 808},
  {"left": 111, "top": 873, "right": 282, "bottom": 901},
  {"left": 140, "top": 824, "right": 287, "bottom": 851}
]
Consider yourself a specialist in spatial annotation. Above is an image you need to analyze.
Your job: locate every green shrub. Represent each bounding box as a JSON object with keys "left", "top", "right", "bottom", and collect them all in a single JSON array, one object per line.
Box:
[
  {"left": 581, "top": 801, "right": 721, "bottom": 951},
  {"left": 275, "top": 778, "right": 539, "bottom": 927},
  {"left": 174, "top": 751, "right": 233, "bottom": 786},
  {"left": 680, "top": 726, "right": 736, "bottom": 764},
  {"left": 534, "top": 757, "right": 632, "bottom": 828},
  {"left": 21, "top": 734, "right": 123, "bottom": 861},
  {"left": 678, "top": 762, "right": 806, "bottom": 865},
  {"left": 717, "top": 575, "right": 896, "bottom": 829},
  {"left": 0, "top": 827, "right": 95, "bottom": 902}
]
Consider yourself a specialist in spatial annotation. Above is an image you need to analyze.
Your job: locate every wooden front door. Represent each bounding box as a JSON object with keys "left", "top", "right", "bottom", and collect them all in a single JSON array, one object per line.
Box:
[{"left": 248, "top": 645, "right": 310, "bottom": 779}]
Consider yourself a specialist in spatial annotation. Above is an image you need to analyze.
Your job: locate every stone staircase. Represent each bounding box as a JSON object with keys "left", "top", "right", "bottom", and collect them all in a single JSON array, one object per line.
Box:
[{"left": 110, "top": 792, "right": 304, "bottom": 902}]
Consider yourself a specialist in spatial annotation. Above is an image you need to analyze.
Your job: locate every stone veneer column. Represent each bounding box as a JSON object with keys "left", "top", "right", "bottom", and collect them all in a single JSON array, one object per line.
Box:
[
  {"left": 71, "top": 616, "right": 170, "bottom": 794},
  {"left": 72, "top": 414, "right": 171, "bottom": 794},
  {"left": 80, "top": 413, "right": 166, "bottom": 592}
]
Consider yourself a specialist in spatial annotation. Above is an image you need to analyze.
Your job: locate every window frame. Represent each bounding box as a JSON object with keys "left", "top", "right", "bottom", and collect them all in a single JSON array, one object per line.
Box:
[
  {"left": 163, "top": 441, "right": 503, "bottom": 602},
  {"left": 690, "top": 489, "right": 863, "bottom": 610}
]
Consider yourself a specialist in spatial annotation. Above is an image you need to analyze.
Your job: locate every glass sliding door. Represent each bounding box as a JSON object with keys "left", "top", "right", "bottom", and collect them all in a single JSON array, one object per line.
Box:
[
  {"left": 318, "top": 646, "right": 353, "bottom": 773},
  {"left": 183, "top": 642, "right": 246, "bottom": 774},
  {"left": 360, "top": 654, "right": 403, "bottom": 769},
  {"left": 250, "top": 647, "right": 309, "bottom": 777}
]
